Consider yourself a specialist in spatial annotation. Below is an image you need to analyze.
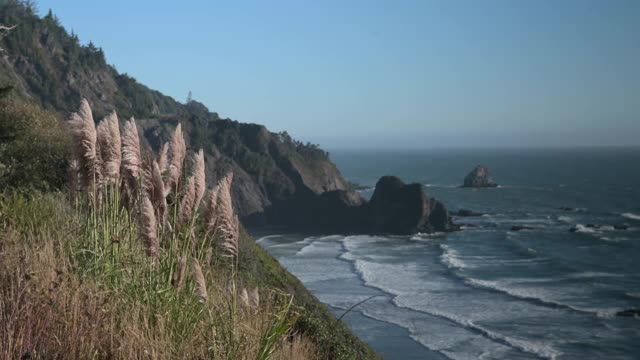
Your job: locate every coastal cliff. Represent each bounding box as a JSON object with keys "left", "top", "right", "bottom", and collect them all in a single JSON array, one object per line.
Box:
[
  {"left": 0, "top": 3, "right": 453, "bottom": 236},
  {"left": 0, "top": 4, "right": 381, "bottom": 358}
]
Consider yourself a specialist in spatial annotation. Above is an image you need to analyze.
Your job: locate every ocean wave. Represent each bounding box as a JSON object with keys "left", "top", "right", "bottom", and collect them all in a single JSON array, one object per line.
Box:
[
  {"left": 294, "top": 235, "right": 343, "bottom": 256},
  {"left": 255, "top": 234, "right": 283, "bottom": 244},
  {"left": 461, "top": 277, "right": 620, "bottom": 318},
  {"left": 349, "top": 255, "right": 565, "bottom": 359},
  {"left": 410, "top": 232, "right": 447, "bottom": 241},
  {"left": 557, "top": 216, "right": 573, "bottom": 223},
  {"left": 356, "top": 187, "right": 374, "bottom": 193},
  {"left": 424, "top": 183, "right": 458, "bottom": 188},
  {"left": 439, "top": 244, "right": 550, "bottom": 270},
  {"left": 622, "top": 212, "right": 640, "bottom": 221},
  {"left": 392, "top": 297, "right": 561, "bottom": 360},
  {"left": 439, "top": 244, "right": 474, "bottom": 269},
  {"left": 625, "top": 292, "right": 640, "bottom": 299},
  {"left": 560, "top": 271, "right": 624, "bottom": 280},
  {"left": 571, "top": 224, "right": 596, "bottom": 233}
]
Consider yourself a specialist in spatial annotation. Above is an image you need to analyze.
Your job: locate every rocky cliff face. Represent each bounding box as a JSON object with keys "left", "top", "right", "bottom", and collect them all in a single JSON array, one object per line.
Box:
[
  {"left": 0, "top": 4, "right": 454, "bottom": 235},
  {"left": 136, "top": 116, "right": 349, "bottom": 220},
  {"left": 0, "top": 4, "right": 349, "bottom": 221}
]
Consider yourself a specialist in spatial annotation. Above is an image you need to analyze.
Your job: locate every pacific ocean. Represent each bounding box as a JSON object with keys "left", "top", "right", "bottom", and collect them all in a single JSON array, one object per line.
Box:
[{"left": 257, "top": 147, "right": 640, "bottom": 359}]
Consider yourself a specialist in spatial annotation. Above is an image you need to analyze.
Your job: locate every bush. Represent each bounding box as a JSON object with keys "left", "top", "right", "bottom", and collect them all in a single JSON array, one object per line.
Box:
[{"left": 0, "top": 96, "right": 70, "bottom": 191}]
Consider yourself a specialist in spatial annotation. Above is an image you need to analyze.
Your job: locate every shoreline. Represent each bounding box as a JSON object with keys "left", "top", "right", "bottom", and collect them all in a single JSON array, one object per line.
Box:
[{"left": 327, "top": 305, "right": 447, "bottom": 360}]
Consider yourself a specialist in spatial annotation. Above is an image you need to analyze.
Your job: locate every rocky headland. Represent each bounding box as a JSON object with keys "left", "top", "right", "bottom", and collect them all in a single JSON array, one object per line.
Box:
[
  {"left": 245, "top": 175, "right": 456, "bottom": 235},
  {"left": 0, "top": 6, "right": 456, "bottom": 237}
]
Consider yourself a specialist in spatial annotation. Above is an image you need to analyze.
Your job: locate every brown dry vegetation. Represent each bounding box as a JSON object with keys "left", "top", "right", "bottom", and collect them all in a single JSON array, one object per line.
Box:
[
  {"left": 0, "top": 192, "right": 318, "bottom": 359},
  {"left": 0, "top": 99, "right": 320, "bottom": 360}
]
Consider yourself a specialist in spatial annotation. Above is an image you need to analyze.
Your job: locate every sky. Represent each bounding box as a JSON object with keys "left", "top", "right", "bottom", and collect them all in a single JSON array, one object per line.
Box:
[{"left": 37, "top": 0, "right": 640, "bottom": 148}]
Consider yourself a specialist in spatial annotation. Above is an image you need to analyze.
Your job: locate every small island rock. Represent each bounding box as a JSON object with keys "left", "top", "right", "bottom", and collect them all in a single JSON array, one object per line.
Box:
[{"left": 462, "top": 165, "right": 498, "bottom": 188}]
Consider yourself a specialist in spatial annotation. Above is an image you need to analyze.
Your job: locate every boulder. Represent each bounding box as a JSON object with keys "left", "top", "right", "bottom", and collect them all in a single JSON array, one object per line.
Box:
[{"left": 462, "top": 165, "right": 497, "bottom": 188}]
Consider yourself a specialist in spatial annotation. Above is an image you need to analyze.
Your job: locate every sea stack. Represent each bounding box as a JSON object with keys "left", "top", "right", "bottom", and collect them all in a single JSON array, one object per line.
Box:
[
  {"left": 462, "top": 165, "right": 498, "bottom": 188},
  {"left": 368, "top": 176, "right": 454, "bottom": 234}
]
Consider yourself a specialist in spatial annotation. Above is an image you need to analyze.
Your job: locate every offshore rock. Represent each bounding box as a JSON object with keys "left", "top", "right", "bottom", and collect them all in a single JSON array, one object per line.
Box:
[{"left": 462, "top": 165, "right": 498, "bottom": 188}]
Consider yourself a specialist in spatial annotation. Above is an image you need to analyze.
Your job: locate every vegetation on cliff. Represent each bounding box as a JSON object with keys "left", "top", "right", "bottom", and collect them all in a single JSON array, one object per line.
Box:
[
  {"left": 0, "top": 0, "right": 351, "bottom": 222},
  {"left": 0, "top": 99, "right": 378, "bottom": 359},
  {"left": 0, "top": 1, "right": 378, "bottom": 358}
]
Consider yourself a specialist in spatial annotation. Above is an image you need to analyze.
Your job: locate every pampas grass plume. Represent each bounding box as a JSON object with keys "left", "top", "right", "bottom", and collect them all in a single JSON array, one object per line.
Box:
[
  {"left": 68, "top": 98, "right": 99, "bottom": 192},
  {"left": 192, "top": 258, "right": 208, "bottom": 303},
  {"left": 193, "top": 149, "right": 206, "bottom": 210},
  {"left": 157, "top": 142, "right": 169, "bottom": 173},
  {"left": 96, "top": 111, "right": 121, "bottom": 184},
  {"left": 140, "top": 196, "right": 159, "bottom": 262},
  {"left": 165, "top": 123, "right": 186, "bottom": 194},
  {"left": 121, "top": 118, "right": 142, "bottom": 193},
  {"left": 178, "top": 176, "right": 196, "bottom": 227}
]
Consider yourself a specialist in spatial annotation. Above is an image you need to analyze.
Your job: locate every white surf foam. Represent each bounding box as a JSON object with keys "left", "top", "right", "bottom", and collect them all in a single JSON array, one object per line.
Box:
[
  {"left": 393, "top": 295, "right": 561, "bottom": 360},
  {"left": 461, "top": 277, "right": 621, "bottom": 318},
  {"left": 622, "top": 212, "right": 640, "bottom": 220},
  {"left": 255, "top": 234, "right": 282, "bottom": 243},
  {"left": 440, "top": 244, "right": 473, "bottom": 269},
  {"left": 558, "top": 216, "right": 573, "bottom": 223},
  {"left": 572, "top": 224, "right": 596, "bottom": 233},
  {"left": 344, "top": 250, "right": 567, "bottom": 360},
  {"left": 626, "top": 292, "right": 640, "bottom": 299},
  {"left": 424, "top": 183, "right": 457, "bottom": 188},
  {"left": 294, "top": 235, "right": 344, "bottom": 256}
]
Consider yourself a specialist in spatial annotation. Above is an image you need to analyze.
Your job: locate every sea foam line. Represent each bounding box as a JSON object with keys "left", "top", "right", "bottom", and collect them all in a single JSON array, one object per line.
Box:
[
  {"left": 622, "top": 212, "right": 640, "bottom": 221},
  {"left": 391, "top": 297, "right": 562, "bottom": 360},
  {"left": 348, "top": 254, "right": 561, "bottom": 359},
  {"left": 461, "top": 278, "right": 620, "bottom": 318}
]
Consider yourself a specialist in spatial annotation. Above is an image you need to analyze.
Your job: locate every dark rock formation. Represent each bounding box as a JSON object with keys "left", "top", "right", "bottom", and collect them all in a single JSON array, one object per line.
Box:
[
  {"left": 614, "top": 224, "right": 629, "bottom": 230},
  {"left": 462, "top": 165, "right": 497, "bottom": 188},
  {"left": 617, "top": 309, "right": 640, "bottom": 318},
  {"left": 511, "top": 225, "right": 535, "bottom": 231},
  {"left": 368, "top": 176, "right": 430, "bottom": 234},
  {"left": 559, "top": 207, "right": 577, "bottom": 212},
  {"left": 454, "top": 209, "right": 485, "bottom": 217},
  {"left": 249, "top": 175, "right": 456, "bottom": 235},
  {"left": 365, "top": 176, "right": 454, "bottom": 234}
]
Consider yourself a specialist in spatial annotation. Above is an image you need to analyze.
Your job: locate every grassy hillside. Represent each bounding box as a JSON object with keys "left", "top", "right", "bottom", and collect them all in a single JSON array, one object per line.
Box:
[{"left": 0, "top": 191, "right": 377, "bottom": 359}]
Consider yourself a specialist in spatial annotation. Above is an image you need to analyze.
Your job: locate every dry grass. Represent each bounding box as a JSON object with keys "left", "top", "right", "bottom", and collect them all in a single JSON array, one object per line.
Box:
[
  {"left": 0, "top": 191, "right": 316, "bottom": 360},
  {"left": 0, "top": 100, "right": 319, "bottom": 359}
]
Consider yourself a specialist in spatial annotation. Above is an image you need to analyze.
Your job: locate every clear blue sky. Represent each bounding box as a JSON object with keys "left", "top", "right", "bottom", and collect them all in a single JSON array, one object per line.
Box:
[{"left": 37, "top": 0, "right": 640, "bottom": 148}]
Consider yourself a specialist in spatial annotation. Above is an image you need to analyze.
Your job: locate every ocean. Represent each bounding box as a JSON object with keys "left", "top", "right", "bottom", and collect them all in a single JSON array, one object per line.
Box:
[{"left": 256, "top": 147, "right": 640, "bottom": 359}]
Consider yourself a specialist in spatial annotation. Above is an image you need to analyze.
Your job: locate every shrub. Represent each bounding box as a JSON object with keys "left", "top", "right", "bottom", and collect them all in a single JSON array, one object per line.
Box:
[{"left": 0, "top": 96, "right": 70, "bottom": 191}]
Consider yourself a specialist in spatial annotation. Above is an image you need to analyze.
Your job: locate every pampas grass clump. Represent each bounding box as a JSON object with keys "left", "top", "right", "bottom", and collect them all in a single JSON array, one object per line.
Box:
[{"left": 18, "top": 99, "right": 303, "bottom": 359}]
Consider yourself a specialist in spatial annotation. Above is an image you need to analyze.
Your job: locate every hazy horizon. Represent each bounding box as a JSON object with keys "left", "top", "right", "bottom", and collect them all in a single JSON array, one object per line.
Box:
[{"left": 37, "top": 0, "right": 640, "bottom": 149}]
